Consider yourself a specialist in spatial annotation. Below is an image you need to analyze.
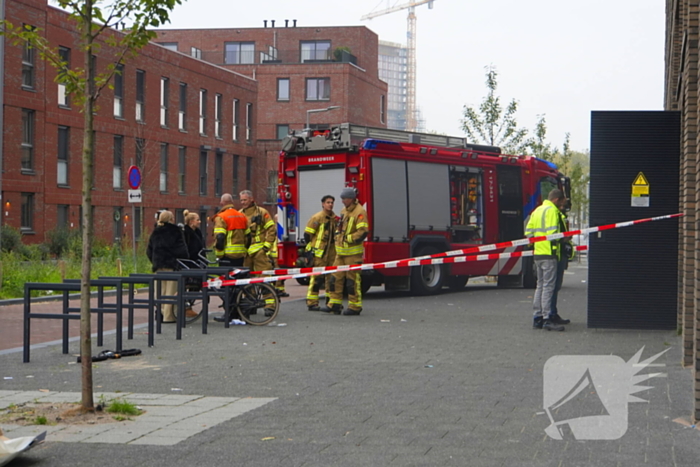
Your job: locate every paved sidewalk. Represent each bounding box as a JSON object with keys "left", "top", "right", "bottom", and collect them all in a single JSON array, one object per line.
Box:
[
  {"left": 2, "top": 263, "right": 699, "bottom": 466},
  {"left": 0, "top": 390, "right": 275, "bottom": 445}
]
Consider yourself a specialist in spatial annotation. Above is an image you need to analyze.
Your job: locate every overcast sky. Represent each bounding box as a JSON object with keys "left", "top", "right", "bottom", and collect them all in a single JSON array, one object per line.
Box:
[{"left": 163, "top": 0, "right": 664, "bottom": 152}]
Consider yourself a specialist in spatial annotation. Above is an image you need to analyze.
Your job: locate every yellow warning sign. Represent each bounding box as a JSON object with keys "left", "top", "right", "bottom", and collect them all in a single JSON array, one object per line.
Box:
[
  {"left": 631, "top": 172, "right": 650, "bottom": 207},
  {"left": 633, "top": 172, "right": 649, "bottom": 187}
]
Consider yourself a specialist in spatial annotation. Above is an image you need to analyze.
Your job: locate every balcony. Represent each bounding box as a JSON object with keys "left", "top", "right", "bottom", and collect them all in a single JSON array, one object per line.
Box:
[{"left": 197, "top": 47, "right": 358, "bottom": 67}]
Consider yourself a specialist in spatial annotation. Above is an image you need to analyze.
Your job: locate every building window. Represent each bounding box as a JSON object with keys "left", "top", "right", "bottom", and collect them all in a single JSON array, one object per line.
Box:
[
  {"left": 134, "top": 206, "right": 142, "bottom": 241},
  {"left": 266, "top": 170, "right": 278, "bottom": 205},
  {"left": 178, "top": 146, "right": 186, "bottom": 194},
  {"left": 215, "top": 93, "right": 223, "bottom": 138},
  {"left": 276, "top": 124, "right": 290, "bottom": 140},
  {"left": 135, "top": 138, "right": 144, "bottom": 168},
  {"left": 215, "top": 152, "right": 223, "bottom": 196},
  {"left": 58, "top": 204, "right": 70, "bottom": 228},
  {"left": 158, "top": 42, "right": 178, "bottom": 51},
  {"left": 114, "top": 64, "right": 124, "bottom": 118},
  {"left": 301, "top": 40, "right": 331, "bottom": 62},
  {"left": 57, "top": 126, "right": 69, "bottom": 186},
  {"left": 199, "top": 89, "right": 207, "bottom": 135},
  {"left": 21, "top": 109, "right": 34, "bottom": 171},
  {"left": 306, "top": 78, "right": 330, "bottom": 101},
  {"left": 21, "top": 26, "right": 35, "bottom": 88},
  {"left": 175, "top": 209, "right": 185, "bottom": 226},
  {"left": 21, "top": 193, "right": 34, "bottom": 231},
  {"left": 233, "top": 154, "right": 240, "bottom": 195},
  {"left": 199, "top": 151, "right": 208, "bottom": 195},
  {"left": 58, "top": 46, "right": 70, "bottom": 107},
  {"left": 245, "top": 157, "right": 252, "bottom": 190},
  {"left": 113, "top": 207, "right": 123, "bottom": 243},
  {"left": 191, "top": 47, "right": 202, "bottom": 59},
  {"left": 160, "top": 77, "right": 169, "bottom": 127},
  {"left": 160, "top": 143, "right": 168, "bottom": 192},
  {"left": 232, "top": 99, "right": 239, "bottom": 142},
  {"left": 136, "top": 69, "right": 145, "bottom": 122},
  {"left": 91, "top": 131, "right": 96, "bottom": 188},
  {"left": 224, "top": 42, "right": 254, "bottom": 64},
  {"left": 380, "top": 95, "right": 386, "bottom": 124},
  {"left": 113, "top": 135, "right": 123, "bottom": 189},
  {"left": 277, "top": 78, "right": 290, "bottom": 101},
  {"left": 246, "top": 103, "right": 253, "bottom": 142},
  {"left": 179, "top": 83, "right": 187, "bottom": 131}
]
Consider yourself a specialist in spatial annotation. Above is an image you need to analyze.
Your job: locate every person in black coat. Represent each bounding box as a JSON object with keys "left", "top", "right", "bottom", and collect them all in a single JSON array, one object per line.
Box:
[
  {"left": 183, "top": 210, "right": 205, "bottom": 263},
  {"left": 147, "top": 210, "right": 188, "bottom": 323}
]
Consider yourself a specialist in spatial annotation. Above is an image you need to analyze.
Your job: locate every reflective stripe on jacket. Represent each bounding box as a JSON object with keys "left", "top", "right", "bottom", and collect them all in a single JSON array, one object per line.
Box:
[
  {"left": 242, "top": 204, "right": 276, "bottom": 255},
  {"left": 305, "top": 210, "right": 337, "bottom": 258},
  {"left": 525, "top": 199, "right": 561, "bottom": 258},
  {"left": 335, "top": 200, "right": 368, "bottom": 256},
  {"left": 213, "top": 205, "right": 249, "bottom": 259}
]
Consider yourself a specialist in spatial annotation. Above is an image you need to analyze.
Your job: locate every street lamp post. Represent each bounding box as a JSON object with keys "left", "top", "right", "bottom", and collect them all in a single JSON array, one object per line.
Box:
[{"left": 306, "top": 105, "right": 341, "bottom": 130}]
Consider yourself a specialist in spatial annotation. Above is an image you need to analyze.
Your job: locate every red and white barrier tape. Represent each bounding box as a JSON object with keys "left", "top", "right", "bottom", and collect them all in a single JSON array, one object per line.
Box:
[
  {"left": 205, "top": 213, "right": 677, "bottom": 288},
  {"left": 249, "top": 212, "right": 682, "bottom": 276}
]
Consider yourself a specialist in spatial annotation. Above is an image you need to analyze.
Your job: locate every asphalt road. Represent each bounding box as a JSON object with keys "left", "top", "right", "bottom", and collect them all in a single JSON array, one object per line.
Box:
[{"left": 2, "top": 262, "right": 699, "bottom": 466}]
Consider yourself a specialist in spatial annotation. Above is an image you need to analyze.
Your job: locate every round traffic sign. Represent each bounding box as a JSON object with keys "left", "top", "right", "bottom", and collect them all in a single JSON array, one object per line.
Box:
[{"left": 128, "top": 165, "right": 142, "bottom": 189}]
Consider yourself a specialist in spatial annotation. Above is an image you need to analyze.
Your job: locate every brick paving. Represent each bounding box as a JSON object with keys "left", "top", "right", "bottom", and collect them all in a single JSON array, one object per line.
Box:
[{"left": 1, "top": 263, "right": 700, "bottom": 466}]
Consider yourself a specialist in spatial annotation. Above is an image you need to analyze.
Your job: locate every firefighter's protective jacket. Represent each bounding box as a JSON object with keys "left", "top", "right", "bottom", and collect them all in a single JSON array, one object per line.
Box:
[
  {"left": 213, "top": 205, "right": 249, "bottom": 259},
  {"left": 525, "top": 199, "right": 561, "bottom": 259},
  {"left": 242, "top": 203, "right": 276, "bottom": 255},
  {"left": 304, "top": 210, "right": 337, "bottom": 258},
  {"left": 335, "top": 200, "right": 368, "bottom": 256}
]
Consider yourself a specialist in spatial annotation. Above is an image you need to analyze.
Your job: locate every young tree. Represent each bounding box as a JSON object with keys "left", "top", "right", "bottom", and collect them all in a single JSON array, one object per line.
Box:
[
  {"left": 461, "top": 66, "right": 530, "bottom": 154},
  {"left": 551, "top": 137, "right": 590, "bottom": 230},
  {"left": 529, "top": 115, "right": 557, "bottom": 161},
  {"left": 2, "top": 0, "right": 183, "bottom": 411}
]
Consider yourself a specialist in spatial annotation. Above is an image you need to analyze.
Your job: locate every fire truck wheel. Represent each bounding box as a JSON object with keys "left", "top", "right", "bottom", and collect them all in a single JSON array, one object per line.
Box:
[
  {"left": 296, "top": 277, "right": 311, "bottom": 286},
  {"left": 410, "top": 245, "right": 445, "bottom": 295},
  {"left": 447, "top": 275, "right": 469, "bottom": 291}
]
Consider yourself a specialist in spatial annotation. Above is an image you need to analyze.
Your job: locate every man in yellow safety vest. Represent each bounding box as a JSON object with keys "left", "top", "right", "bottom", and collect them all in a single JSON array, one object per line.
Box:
[{"left": 525, "top": 188, "right": 568, "bottom": 332}]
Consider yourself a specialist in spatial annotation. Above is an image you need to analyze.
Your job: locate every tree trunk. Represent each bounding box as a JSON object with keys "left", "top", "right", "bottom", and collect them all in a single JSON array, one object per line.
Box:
[{"left": 80, "top": 0, "right": 95, "bottom": 411}]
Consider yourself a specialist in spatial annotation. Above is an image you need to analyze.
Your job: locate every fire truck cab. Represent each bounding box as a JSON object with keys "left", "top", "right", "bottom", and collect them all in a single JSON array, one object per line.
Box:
[{"left": 277, "top": 123, "right": 569, "bottom": 295}]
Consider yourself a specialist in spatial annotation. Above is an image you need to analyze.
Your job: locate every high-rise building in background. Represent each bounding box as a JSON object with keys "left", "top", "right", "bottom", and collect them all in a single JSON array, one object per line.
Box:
[{"left": 378, "top": 40, "right": 425, "bottom": 132}]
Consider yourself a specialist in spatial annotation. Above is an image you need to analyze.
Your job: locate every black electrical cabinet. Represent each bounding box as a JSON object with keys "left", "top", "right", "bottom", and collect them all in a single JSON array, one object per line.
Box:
[{"left": 588, "top": 111, "right": 680, "bottom": 330}]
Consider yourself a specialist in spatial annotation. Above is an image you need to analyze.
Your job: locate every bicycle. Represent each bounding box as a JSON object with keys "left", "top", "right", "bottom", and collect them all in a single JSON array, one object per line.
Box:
[{"left": 177, "top": 250, "right": 280, "bottom": 326}]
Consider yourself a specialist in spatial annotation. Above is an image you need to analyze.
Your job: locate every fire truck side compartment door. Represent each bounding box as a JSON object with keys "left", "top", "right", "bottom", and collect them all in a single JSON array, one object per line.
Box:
[
  {"left": 371, "top": 158, "right": 408, "bottom": 240},
  {"left": 407, "top": 161, "right": 451, "bottom": 231},
  {"left": 298, "top": 167, "right": 346, "bottom": 236}
]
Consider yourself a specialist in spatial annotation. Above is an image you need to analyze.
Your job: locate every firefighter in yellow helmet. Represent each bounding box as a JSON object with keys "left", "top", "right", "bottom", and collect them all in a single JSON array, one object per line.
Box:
[
  {"left": 305, "top": 195, "right": 337, "bottom": 311},
  {"left": 322, "top": 187, "right": 368, "bottom": 316}
]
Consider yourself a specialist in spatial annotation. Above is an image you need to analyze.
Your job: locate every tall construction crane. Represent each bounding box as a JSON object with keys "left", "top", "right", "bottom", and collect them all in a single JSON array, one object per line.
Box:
[{"left": 361, "top": 0, "right": 435, "bottom": 131}]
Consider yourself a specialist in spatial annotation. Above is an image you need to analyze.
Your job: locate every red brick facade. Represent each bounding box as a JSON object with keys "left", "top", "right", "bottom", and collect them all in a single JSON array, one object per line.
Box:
[
  {"left": 1, "top": 1, "right": 387, "bottom": 246},
  {"left": 154, "top": 25, "right": 388, "bottom": 140},
  {"left": 2, "top": 0, "right": 259, "bottom": 244}
]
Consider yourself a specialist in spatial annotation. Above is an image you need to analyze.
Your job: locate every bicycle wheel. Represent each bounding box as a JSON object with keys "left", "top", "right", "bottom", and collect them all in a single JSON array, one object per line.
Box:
[
  {"left": 235, "top": 283, "right": 280, "bottom": 326},
  {"left": 184, "top": 297, "right": 205, "bottom": 324}
]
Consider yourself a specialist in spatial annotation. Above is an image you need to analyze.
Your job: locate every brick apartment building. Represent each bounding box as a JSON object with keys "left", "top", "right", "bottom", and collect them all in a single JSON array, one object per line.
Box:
[
  {"left": 0, "top": 0, "right": 388, "bottom": 247},
  {"left": 1, "top": 0, "right": 260, "bottom": 245},
  {"left": 154, "top": 22, "right": 388, "bottom": 140}
]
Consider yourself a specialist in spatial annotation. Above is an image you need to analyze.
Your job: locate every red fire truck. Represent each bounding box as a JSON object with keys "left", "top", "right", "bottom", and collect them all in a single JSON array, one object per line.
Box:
[{"left": 277, "top": 123, "right": 570, "bottom": 294}]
